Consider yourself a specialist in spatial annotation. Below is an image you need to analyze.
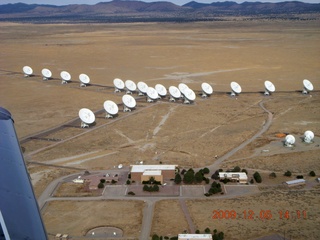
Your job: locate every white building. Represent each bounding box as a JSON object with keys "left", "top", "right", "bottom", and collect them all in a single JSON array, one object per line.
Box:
[
  {"left": 285, "top": 179, "right": 306, "bottom": 187},
  {"left": 219, "top": 172, "right": 248, "bottom": 183},
  {"left": 178, "top": 234, "right": 212, "bottom": 240}
]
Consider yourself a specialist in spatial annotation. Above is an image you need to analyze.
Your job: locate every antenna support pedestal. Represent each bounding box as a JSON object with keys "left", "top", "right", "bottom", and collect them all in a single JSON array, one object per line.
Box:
[
  {"left": 81, "top": 122, "right": 89, "bottom": 128},
  {"left": 201, "top": 92, "right": 208, "bottom": 98},
  {"left": 106, "top": 113, "right": 114, "bottom": 119},
  {"left": 123, "top": 106, "right": 131, "bottom": 112}
]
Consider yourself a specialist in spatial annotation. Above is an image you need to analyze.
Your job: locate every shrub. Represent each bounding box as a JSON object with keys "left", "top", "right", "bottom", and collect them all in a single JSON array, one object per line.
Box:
[
  {"left": 111, "top": 179, "right": 117, "bottom": 184},
  {"left": 183, "top": 170, "right": 195, "bottom": 184},
  {"left": 126, "top": 179, "right": 131, "bottom": 185},
  {"left": 309, "top": 171, "right": 316, "bottom": 177},
  {"left": 269, "top": 172, "right": 277, "bottom": 178},
  {"left": 128, "top": 191, "right": 135, "bottom": 195},
  {"left": 195, "top": 171, "right": 204, "bottom": 183},
  {"left": 204, "top": 227, "right": 211, "bottom": 233},
  {"left": 241, "top": 169, "right": 248, "bottom": 174},
  {"left": 205, "top": 178, "right": 210, "bottom": 184},
  {"left": 97, "top": 182, "right": 104, "bottom": 189},
  {"left": 284, "top": 171, "right": 292, "bottom": 177},
  {"left": 195, "top": 230, "right": 200, "bottom": 234},
  {"left": 250, "top": 179, "right": 254, "bottom": 184},
  {"left": 152, "top": 234, "right": 160, "bottom": 240},
  {"left": 100, "top": 179, "right": 106, "bottom": 183},
  {"left": 174, "top": 173, "right": 182, "bottom": 184},
  {"left": 203, "top": 167, "right": 210, "bottom": 174},
  {"left": 253, "top": 172, "right": 262, "bottom": 183},
  {"left": 233, "top": 166, "right": 241, "bottom": 172},
  {"left": 296, "top": 175, "right": 304, "bottom": 179}
]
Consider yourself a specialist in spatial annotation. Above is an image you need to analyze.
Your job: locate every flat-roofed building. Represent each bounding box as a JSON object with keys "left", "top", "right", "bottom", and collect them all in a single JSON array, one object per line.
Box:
[
  {"left": 178, "top": 234, "right": 212, "bottom": 240},
  {"left": 130, "top": 165, "right": 176, "bottom": 184},
  {"left": 219, "top": 172, "right": 248, "bottom": 184},
  {"left": 285, "top": 179, "right": 306, "bottom": 187}
]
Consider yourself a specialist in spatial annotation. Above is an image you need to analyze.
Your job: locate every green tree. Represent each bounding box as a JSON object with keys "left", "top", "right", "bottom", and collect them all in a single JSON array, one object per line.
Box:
[
  {"left": 309, "top": 171, "right": 316, "bottom": 177},
  {"left": 195, "top": 171, "right": 204, "bottom": 183},
  {"left": 284, "top": 170, "right": 292, "bottom": 177},
  {"left": 174, "top": 173, "right": 182, "bottom": 184},
  {"left": 203, "top": 167, "right": 210, "bottom": 174},
  {"left": 269, "top": 172, "right": 277, "bottom": 178},
  {"left": 100, "top": 179, "right": 106, "bottom": 183},
  {"left": 253, "top": 172, "right": 262, "bottom": 183},
  {"left": 233, "top": 166, "right": 241, "bottom": 172},
  {"left": 143, "top": 185, "right": 150, "bottom": 191},
  {"left": 97, "top": 182, "right": 104, "bottom": 189},
  {"left": 152, "top": 234, "right": 160, "bottom": 240},
  {"left": 183, "top": 170, "right": 195, "bottom": 184},
  {"left": 152, "top": 184, "right": 159, "bottom": 192},
  {"left": 126, "top": 179, "right": 131, "bottom": 185},
  {"left": 204, "top": 227, "right": 211, "bottom": 233}
]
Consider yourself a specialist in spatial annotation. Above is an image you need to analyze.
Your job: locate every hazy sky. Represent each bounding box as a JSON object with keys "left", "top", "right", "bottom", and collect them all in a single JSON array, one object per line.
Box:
[{"left": 1, "top": 0, "right": 320, "bottom": 6}]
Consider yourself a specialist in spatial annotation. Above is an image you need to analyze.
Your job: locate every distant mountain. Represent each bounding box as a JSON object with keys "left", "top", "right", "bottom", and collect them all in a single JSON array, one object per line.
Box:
[{"left": 0, "top": 1, "right": 319, "bottom": 23}]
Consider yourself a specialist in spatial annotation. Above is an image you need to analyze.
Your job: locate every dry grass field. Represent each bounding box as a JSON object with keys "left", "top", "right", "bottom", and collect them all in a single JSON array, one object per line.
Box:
[{"left": 1, "top": 20, "right": 320, "bottom": 239}]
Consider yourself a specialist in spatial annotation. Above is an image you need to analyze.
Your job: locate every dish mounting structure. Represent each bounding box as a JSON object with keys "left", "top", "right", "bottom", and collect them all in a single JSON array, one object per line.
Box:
[
  {"left": 302, "top": 79, "right": 314, "bottom": 95},
  {"left": 41, "top": 68, "right": 52, "bottom": 81},
  {"left": 183, "top": 87, "right": 196, "bottom": 104},
  {"left": 79, "top": 74, "right": 90, "bottom": 87},
  {"left": 122, "top": 94, "right": 136, "bottom": 112},
  {"left": 230, "top": 81, "right": 242, "bottom": 97},
  {"left": 168, "top": 86, "right": 181, "bottom": 102},
  {"left": 201, "top": 82, "right": 213, "bottom": 98},
  {"left": 103, "top": 100, "right": 119, "bottom": 119},
  {"left": 23, "top": 66, "right": 33, "bottom": 78},
  {"left": 264, "top": 80, "right": 275, "bottom": 96},
  {"left": 79, "top": 108, "right": 95, "bottom": 128},
  {"left": 303, "top": 130, "right": 314, "bottom": 143},
  {"left": 146, "top": 87, "right": 159, "bottom": 102},
  {"left": 125, "top": 80, "right": 137, "bottom": 94},
  {"left": 284, "top": 134, "right": 295, "bottom": 147},
  {"left": 137, "top": 82, "right": 148, "bottom": 96},
  {"left": 60, "top": 71, "right": 71, "bottom": 84},
  {"left": 114, "top": 78, "right": 125, "bottom": 93}
]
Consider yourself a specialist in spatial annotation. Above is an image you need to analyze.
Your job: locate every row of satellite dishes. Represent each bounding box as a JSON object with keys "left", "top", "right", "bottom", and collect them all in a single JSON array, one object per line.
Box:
[
  {"left": 23, "top": 66, "right": 90, "bottom": 87},
  {"left": 23, "top": 66, "right": 315, "bottom": 97},
  {"left": 284, "top": 131, "right": 315, "bottom": 147}
]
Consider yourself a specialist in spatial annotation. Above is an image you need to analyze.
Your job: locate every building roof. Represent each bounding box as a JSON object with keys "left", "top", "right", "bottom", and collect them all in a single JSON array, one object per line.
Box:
[
  {"left": 219, "top": 172, "right": 248, "bottom": 180},
  {"left": 143, "top": 170, "right": 162, "bottom": 176},
  {"left": 131, "top": 165, "right": 176, "bottom": 173},
  {"left": 285, "top": 179, "right": 306, "bottom": 185},
  {"left": 178, "top": 234, "right": 212, "bottom": 239}
]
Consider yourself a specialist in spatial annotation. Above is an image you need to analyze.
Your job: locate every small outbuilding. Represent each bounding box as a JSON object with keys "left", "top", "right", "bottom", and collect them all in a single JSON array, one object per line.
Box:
[
  {"left": 285, "top": 179, "right": 306, "bottom": 187},
  {"left": 178, "top": 234, "right": 212, "bottom": 240},
  {"left": 219, "top": 172, "right": 248, "bottom": 183}
]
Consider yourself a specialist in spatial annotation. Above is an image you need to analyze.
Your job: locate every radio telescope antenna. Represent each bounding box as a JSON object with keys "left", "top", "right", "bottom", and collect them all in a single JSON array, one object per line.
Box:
[
  {"left": 155, "top": 84, "right": 167, "bottom": 98},
  {"left": 137, "top": 81, "right": 148, "bottom": 96},
  {"left": 79, "top": 108, "right": 95, "bottom": 128},
  {"left": 264, "top": 80, "right": 275, "bottom": 96},
  {"left": 60, "top": 71, "right": 71, "bottom": 84},
  {"left": 178, "top": 83, "right": 189, "bottom": 97},
  {"left": 114, "top": 78, "right": 125, "bottom": 93},
  {"left": 41, "top": 68, "right": 52, "bottom": 81},
  {"left": 183, "top": 88, "right": 196, "bottom": 104},
  {"left": 125, "top": 80, "right": 137, "bottom": 94},
  {"left": 302, "top": 79, "right": 313, "bottom": 94},
  {"left": 168, "top": 86, "right": 181, "bottom": 102},
  {"left": 201, "top": 82, "right": 213, "bottom": 98},
  {"left": 122, "top": 94, "right": 136, "bottom": 112},
  {"left": 79, "top": 74, "right": 90, "bottom": 87},
  {"left": 284, "top": 134, "right": 295, "bottom": 147},
  {"left": 146, "top": 87, "right": 159, "bottom": 102},
  {"left": 22, "top": 66, "right": 33, "bottom": 77},
  {"left": 230, "top": 81, "right": 242, "bottom": 97},
  {"left": 303, "top": 130, "right": 314, "bottom": 143},
  {"left": 103, "top": 100, "right": 119, "bottom": 118}
]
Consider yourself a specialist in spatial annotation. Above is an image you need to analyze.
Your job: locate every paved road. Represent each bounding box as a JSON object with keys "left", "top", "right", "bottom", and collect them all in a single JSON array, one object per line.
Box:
[{"left": 38, "top": 100, "right": 274, "bottom": 239}]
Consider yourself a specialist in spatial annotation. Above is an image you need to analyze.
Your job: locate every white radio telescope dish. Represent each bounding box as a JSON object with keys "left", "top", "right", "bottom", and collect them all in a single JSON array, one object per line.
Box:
[
  {"left": 103, "top": 100, "right": 119, "bottom": 118},
  {"left": 178, "top": 83, "right": 189, "bottom": 95},
  {"left": 230, "top": 81, "right": 242, "bottom": 97},
  {"left": 79, "top": 73, "right": 90, "bottom": 87},
  {"left": 264, "top": 80, "right": 275, "bottom": 95},
  {"left": 125, "top": 80, "right": 137, "bottom": 94},
  {"left": 60, "top": 71, "right": 71, "bottom": 84},
  {"left": 155, "top": 84, "right": 167, "bottom": 97},
  {"left": 304, "top": 130, "right": 314, "bottom": 143},
  {"left": 114, "top": 78, "right": 125, "bottom": 93},
  {"left": 79, "top": 108, "right": 95, "bottom": 128},
  {"left": 183, "top": 88, "right": 196, "bottom": 104},
  {"left": 23, "top": 66, "right": 33, "bottom": 77},
  {"left": 302, "top": 79, "right": 314, "bottom": 94},
  {"left": 137, "top": 81, "right": 148, "bottom": 96},
  {"left": 41, "top": 68, "right": 52, "bottom": 80},
  {"left": 201, "top": 82, "right": 213, "bottom": 98},
  {"left": 169, "top": 86, "right": 181, "bottom": 102},
  {"left": 146, "top": 87, "right": 159, "bottom": 102},
  {"left": 284, "top": 134, "right": 295, "bottom": 147},
  {"left": 122, "top": 94, "right": 136, "bottom": 112}
]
